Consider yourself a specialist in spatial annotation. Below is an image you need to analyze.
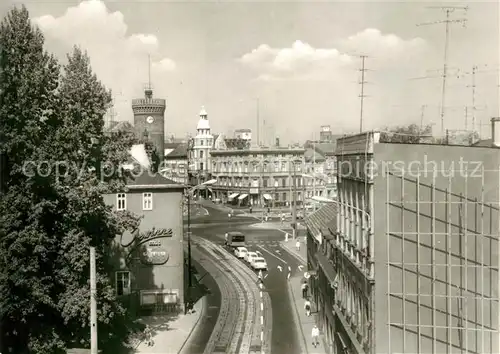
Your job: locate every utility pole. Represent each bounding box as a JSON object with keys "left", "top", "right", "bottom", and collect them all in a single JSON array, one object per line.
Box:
[
  {"left": 90, "top": 247, "right": 98, "bottom": 354},
  {"left": 291, "top": 159, "right": 297, "bottom": 239},
  {"left": 419, "top": 105, "right": 427, "bottom": 135},
  {"left": 417, "top": 6, "right": 468, "bottom": 136},
  {"left": 256, "top": 98, "right": 260, "bottom": 147},
  {"left": 185, "top": 138, "right": 193, "bottom": 313},
  {"left": 358, "top": 55, "right": 369, "bottom": 133}
]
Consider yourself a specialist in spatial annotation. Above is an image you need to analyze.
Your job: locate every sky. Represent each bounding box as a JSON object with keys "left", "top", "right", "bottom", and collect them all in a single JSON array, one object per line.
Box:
[{"left": 1, "top": 0, "right": 498, "bottom": 144}]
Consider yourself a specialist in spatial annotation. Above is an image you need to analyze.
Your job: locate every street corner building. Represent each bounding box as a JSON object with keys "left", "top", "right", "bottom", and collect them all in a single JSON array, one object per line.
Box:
[
  {"left": 307, "top": 123, "right": 500, "bottom": 354},
  {"left": 103, "top": 144, "right": 185, "bottom": 315}
]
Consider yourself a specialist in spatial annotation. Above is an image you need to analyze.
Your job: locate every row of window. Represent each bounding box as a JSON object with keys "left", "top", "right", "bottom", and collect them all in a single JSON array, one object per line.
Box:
[
  {"left": 116, "top": 192, "right": 153, "bottom": 211},
  {"left": 215, "top": 176, "right": 327, "bottom": 188},
  {"left": 212, "top": 161, "right": 303, "bottom": 173}
]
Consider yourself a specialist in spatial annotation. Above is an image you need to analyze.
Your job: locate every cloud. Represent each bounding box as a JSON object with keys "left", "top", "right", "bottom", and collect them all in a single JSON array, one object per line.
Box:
[
  {"left": 239, "top": 29, "right": 426, "bottom": 80},
  {"left": 33, "top": 0, "right": 176, "bottom": 120}
]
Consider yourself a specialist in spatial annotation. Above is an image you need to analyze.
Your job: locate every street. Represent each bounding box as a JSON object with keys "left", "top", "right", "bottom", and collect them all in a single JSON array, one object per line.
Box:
[{"left": 189, "top": 204, "right": 302, "bottom": 354}]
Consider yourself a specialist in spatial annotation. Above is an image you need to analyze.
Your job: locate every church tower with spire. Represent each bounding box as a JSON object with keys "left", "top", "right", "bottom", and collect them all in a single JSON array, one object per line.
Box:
[{"left": 132, "top": 56, "right": 166, "bottom": 163}]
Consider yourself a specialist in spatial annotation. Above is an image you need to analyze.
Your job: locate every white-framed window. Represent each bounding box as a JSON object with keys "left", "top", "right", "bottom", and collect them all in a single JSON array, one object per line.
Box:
[
  {"left": 116, "top": 193, "right": 127, "bottom": 211},
  {"left": 143, "top": 192, "right": 153, "bottom": 210},
  {"left": 116, "top": 271, "right": 131, "bottom": 296}
]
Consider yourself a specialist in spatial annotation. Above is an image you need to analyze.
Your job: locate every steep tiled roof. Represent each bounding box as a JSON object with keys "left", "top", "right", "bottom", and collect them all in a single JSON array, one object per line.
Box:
[
  {"left": 165, "top": 143, "right": 181, "bottom": 149},
  {"left": 304, "top": 202, "right": 337, "bottom": 239},
  {"left": 304, "top": 148, "right": 325, "bottom": 162},
  {"left": 166, "top": 143, "right": 188, "bottom": 158}
]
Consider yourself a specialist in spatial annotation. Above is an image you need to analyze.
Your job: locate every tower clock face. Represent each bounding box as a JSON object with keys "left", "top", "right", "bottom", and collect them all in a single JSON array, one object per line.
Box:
[{"left": 146, "top": 116, "right": 155, "bottom": 124}]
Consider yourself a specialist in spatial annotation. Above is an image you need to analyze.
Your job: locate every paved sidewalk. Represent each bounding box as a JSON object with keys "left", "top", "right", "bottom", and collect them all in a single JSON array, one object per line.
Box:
[
  {"left": 288, "top": 276, "right": 328, "bottom": 354},
  {"left": 134, "top": 298, "right": 205, "bottom": 354},
  {"left": 281, "top": 237, "right": 307, "bottom": 263},
  {"left": 282, "top": 239, "right": 329, "bottom": 353}
]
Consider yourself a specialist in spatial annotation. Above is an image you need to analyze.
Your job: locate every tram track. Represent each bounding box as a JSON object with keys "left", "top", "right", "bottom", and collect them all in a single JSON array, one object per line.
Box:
[{"left": 192, "top": 235, "right": 272, "bottom": 354}]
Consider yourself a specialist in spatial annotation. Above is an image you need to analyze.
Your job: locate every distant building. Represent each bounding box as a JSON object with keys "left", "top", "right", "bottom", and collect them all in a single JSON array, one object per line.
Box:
[
  {"left": 132, "top": 87, "right": 166, "bottom": 163},
  {"left": 234, "top": 128, "right": 252, "bottom": 141},
  {"left": 190, "top": 107, "right": 213, "bottom": 185},
  {"left": 320, "top": 125, "right": 333, "bottom": 142},
  {"left": 308, "top": 122, "right": 500, "bottom": 354},
  {"left": 105, "top": 121, "right": 135, "bottom": 136},
  {"left": 163, "top": 143, "right": 188, "bottom": 184},
  {"left": 104, "top": 144, "right": 185, "bottom": 315},
  {"left": 210, "top": 147, "right": 305, "bottom": 207}
]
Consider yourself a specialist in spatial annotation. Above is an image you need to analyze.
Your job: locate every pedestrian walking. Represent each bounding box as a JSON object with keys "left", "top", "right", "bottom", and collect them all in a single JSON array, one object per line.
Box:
[
  {"left": 144, "top": 325, "right": 154, "bottom": 347},
  {"left": 301, "top": 282, "right": 308, "bottom": 298},
  {"left": 295, "top": 240, "right": 301, "bottom": 252},
  {"left": 304, "top": 299, "right": 311, "bottom": 317},
  {"left": 311, "top": 324, "right": 320, "bottom": 348}
]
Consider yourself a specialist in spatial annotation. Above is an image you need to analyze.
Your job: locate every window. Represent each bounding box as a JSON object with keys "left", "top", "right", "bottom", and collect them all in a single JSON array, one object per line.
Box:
[
  {"left": 282, "top": 192, "right": 287, "bottom": 201},
  {"left": 200, "top": 162, "right": 204, "bottom": 171},
  {"left": 116, "top": 271, "right": 131, "bottom": 296},
  {"left": 200, "top": 150, "right": 204, "bottom": 158},
  {"left": 143, "top": 192, "right": 153, "bottom": 210},
  {"left": 116, "top": 193, "right": 126, "bottom": 211},
  {"left": 201, "top": 140, "right": 205, "bottom": 146}
]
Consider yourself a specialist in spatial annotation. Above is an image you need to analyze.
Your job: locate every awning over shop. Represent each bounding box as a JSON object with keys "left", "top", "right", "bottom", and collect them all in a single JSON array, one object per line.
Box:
[
  {"left": 228, "top": 193, "right": 239, "bottom": 200},
  {"left": 263, "top": 194, "right": 272, "bottom": 200},
  {"left": 238, "top": 194, "right": 248, "bottom": 200}
]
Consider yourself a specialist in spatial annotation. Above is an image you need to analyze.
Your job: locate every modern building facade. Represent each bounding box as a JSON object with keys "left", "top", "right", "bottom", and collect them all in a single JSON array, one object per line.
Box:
[
  {"left": 104, "top": 145, "right": 185, "bottom": 315},
  {"left": 308, "top": 126, "right": 500, "bottom": 354},
  {"left": 132, "top": 87, "right": 166, "bottom": 162},
  {"left": 210, "top": 147, "right": 305, "bottom": 207}
]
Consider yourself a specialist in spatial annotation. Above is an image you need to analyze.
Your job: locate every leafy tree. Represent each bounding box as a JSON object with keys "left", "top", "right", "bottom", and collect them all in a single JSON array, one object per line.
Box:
[
  {"left": 0, "top": 6, "right": 65, "bottom": 353},
  {"left": 380, "top": 123, "right": 433, "bottom": 144},
  {"left": 0, "top": 8, "right": 141, "bottom": 354},
  {"left": 54, "top": 46, "right": 141, "bottom": 352}
]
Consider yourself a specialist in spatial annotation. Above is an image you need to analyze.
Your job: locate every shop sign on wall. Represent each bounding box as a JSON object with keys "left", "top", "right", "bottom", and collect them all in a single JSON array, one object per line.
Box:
[{"left": 123, "top": 227, "right": 173, "bottom": 265}]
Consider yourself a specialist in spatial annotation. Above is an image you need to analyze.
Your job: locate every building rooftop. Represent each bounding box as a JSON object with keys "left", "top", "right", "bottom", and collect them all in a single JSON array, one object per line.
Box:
[
  {"left": 304, "top": 147, "right": 326, "bottom": 162},
  {"left": 211, "top": 146, "right": 305, "bottom": 155},
  {"left": 304, "top": 202, "right": 337, "bottom": 242},
  {"left": 126, "top": 170, "right": 179, "bottom": 187},
  {"left": 224, "top": 138, "right": 250, "bottom": 150},
  {"left": 166, "top": 143, "right": 188, "bottom": 158}
]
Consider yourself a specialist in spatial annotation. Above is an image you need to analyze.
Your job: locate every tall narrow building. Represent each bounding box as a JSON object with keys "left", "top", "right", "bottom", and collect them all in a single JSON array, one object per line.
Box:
[
  {"left": 192, "top": 106, "right": 213, "bottom": 183},
  {"left": 132, "top": 86, "right": 166, "bottom": 163}
]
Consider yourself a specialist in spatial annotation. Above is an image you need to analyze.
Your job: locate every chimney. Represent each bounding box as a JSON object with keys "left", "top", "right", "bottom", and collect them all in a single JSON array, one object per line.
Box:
[{"left": 491, "top": 117, "right": 500, "bottom": 147}]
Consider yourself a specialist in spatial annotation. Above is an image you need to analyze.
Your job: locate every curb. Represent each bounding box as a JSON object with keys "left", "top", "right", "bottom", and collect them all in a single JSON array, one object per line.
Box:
[
  {"left": 177, "top": 295, "right": 207, "bottom": 354},
  {"left": 287, "top": 278, "right": 309, "bottom": 354},
  {"left": 280, "top": 242, "right": 306, "bottom": 264}
]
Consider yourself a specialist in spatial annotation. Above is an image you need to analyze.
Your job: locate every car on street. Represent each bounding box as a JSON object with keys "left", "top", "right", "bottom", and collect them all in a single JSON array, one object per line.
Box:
[
  {"left": 245, "top": 251, "right": 258, "bottom": 263},
  {"left": 234, "top": 247, "right": 248, "bottom": 259},
  {"left": 251, "top": 257, "right": 268, "bottom": 271}
]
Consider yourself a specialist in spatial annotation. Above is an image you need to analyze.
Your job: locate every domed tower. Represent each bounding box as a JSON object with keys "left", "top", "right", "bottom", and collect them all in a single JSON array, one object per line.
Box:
[
  {"left": 132, "top": 86, "right": 166, "bottom": 163},
  {"left": 193, "top": 106, "right": 213, "bottom": 180}
]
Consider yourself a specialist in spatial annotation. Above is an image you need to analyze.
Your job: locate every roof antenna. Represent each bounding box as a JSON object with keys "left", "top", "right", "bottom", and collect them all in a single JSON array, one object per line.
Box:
[{"left": 145, "top": 54, "right": 153, "bottom": 99}]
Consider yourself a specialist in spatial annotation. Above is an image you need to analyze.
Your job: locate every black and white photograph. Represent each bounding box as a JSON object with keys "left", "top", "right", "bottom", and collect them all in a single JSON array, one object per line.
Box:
[{"left": 0, "top": 0, "right": 498, "bottom": 353}]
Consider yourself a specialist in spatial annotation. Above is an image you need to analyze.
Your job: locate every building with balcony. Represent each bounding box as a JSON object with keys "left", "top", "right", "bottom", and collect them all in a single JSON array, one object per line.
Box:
[
  {"left": 308, "top": 123, "right": 500, "bottom": 354},
  {"left": 210, "top": 147, "right": 306, "bottom": 207},
  {"left": 104, "top": 144, "right": 185, "bottom": 315}
]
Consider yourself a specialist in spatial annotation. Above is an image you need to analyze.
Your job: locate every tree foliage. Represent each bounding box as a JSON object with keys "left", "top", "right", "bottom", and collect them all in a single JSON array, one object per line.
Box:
[
  {"left": 380, "top": 123, "right": 433, "bottom": 144},
  {"left": 0, "top": 6, "right": 141, "bottom": 354}
]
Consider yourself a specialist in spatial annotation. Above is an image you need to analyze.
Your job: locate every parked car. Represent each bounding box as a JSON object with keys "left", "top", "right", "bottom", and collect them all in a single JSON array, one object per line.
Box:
[
  {"left": 234, "top": 247, "right": 248, "bottom": 259},
  {"left": 251, "top": 257, "right": 268, "bottom": 271},
  {"left": 245, "top": 251, "right": 258, "bottom": 263}
]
